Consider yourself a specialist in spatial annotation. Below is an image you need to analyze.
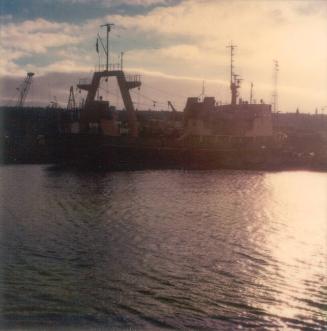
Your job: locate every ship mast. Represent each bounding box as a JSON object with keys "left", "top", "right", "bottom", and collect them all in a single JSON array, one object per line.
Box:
[
  {"left": 100, "top": 23, "right": 114, "bottom": 71},
  {"left": 226, "top": 42, "right": 241, "bottom": 107},
  {"left": 250, "top": 82, "right": 253, "bottom": 104},
  {"left": 272, "top": 60, "right": 279, "bottom": 113},
  {"left": 77, "top": 23, "right": 141, "bottom": 137}
]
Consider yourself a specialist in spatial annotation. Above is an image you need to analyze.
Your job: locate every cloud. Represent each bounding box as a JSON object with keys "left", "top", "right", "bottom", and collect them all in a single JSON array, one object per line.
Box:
[
  {"left": 0, "top": 72, "right": 88, "bottom": 107},
  {"left": 0, "top": 19, "right": 88, "bottom": 78},
  {"left": 0, "top": 0, "right": 326, "bottom": 112},
  {"left": 28, "top": 60, "right": 92, "bottom": 74},
  {"left": 115, "top": 0, "right": 174, "bottom": 6},
  {"left": 1, "top": 18, "right": 81, "bottom": 54},
  {"left": 127, "top": 66, "right": 226, "bottom": 85},
  {"left": 0, "top": 14, "right": 13, "bottom": 22},
  {"left": 0, "top": 69, "right": 225, "bottom": 109},
  {"left": 294, "top": 1, "right": 327, "bottom": 17},
  {"left": 59, "top": 0, "right": 174, "bottom": 7},
  {"left": 108, "top": 1, "right": 278, "bottom": 39}
]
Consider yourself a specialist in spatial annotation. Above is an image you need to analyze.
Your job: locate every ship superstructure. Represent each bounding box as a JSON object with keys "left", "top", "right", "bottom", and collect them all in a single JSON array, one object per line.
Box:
[
  {"left": 182, "top": 43, "right": 274, "bottom": 148},
  {"left": 75, "top": 23, "right": 141, "bottom": 137}
]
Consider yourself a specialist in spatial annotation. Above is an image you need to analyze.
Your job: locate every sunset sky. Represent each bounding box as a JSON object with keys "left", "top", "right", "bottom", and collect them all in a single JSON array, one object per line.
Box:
[{"left": 1, "top": 0, "right": 326, "bottom": 112}]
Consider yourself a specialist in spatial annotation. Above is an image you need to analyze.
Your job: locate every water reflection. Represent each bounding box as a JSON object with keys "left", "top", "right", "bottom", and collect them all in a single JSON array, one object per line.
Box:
[
  {"left": 0, "top": 166, "right": 326, "bottom": 329},
  {"left": 261, "top": 172, "right": 327, "bottom": 326}
]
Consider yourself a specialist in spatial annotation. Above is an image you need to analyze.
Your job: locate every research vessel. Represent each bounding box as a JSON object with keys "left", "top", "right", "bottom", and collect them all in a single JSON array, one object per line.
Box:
[{"left": 2, "top": 25, "right": 327, "bottom": 170}]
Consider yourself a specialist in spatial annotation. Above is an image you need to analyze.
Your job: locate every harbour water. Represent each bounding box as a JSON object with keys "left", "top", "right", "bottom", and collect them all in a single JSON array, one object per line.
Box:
[{"left": 0, "top": 165, "right": 326, "bottom": 330}]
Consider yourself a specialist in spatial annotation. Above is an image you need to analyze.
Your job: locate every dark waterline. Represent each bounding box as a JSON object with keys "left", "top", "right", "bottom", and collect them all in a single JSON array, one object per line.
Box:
[{"left": 0, "top": 165, "right": 326, "bottom": 330}]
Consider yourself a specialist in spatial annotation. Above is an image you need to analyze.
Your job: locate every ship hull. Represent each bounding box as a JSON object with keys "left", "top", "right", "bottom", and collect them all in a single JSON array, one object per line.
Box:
[
  {"left": 3, "top": 133, "right": 326, "bottom": 171},
  {"left": 53, "top": 134, "right": 327, "bottom": 171}
]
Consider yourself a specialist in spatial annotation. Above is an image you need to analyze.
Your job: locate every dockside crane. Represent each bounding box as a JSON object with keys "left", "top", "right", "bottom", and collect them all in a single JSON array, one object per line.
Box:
[
  {"left": 168, "top": 101, "right": 177, "bottom": 112},
  {"left": 67, "top": 86, "right": 76, "bottom": 111},
  {"left": 168, "top": 100, "right": 178, "bottom": 121},
  {"left": 16, "top": 72, "right": 34, "bottom": 107}
]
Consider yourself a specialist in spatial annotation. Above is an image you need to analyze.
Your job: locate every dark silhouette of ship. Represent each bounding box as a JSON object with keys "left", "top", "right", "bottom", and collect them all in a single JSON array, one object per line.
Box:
[{"left": 1, "top": 26, "right": 326, "bottom": 170}]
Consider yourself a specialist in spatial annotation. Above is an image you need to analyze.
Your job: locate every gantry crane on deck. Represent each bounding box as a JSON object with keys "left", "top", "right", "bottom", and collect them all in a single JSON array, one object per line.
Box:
[{"left": 77, "top": 23, "right": 141, "bottom": 137}]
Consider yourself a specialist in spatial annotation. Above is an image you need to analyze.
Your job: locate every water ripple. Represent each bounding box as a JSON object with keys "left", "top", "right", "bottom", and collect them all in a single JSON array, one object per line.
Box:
[{"left": 0, "top": 166, "right": 326, "bottom": 330}]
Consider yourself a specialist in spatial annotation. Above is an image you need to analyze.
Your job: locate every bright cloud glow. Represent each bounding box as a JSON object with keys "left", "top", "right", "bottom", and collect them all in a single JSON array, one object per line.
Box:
[{"left": 0, "top": 0, "right": 326, "bottom": 111}]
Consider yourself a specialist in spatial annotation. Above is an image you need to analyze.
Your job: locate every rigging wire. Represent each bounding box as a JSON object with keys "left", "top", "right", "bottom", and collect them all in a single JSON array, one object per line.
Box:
[
  {"left": 98, "top": 83, "right": 169, "bottom": 111},
  {"left": 141, "top": 82, "right": 190, "bottom": 100},
  {"left": 130, "top": 82, "right": 186, "bottom": 111}
]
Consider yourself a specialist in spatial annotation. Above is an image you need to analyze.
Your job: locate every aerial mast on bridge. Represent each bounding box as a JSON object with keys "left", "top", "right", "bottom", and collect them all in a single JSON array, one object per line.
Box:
[
  {"left": 250, "top": 82, "right": 254, "bottom": 104},
  {"left": 100, "top": 23, "right": 114, "bottom": 71},
  {"left": 272, "top": 60, "right": 279, "bottom": 113},
  {"left": 226, "top": 42, "right": 241, "bottom": 106}
]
